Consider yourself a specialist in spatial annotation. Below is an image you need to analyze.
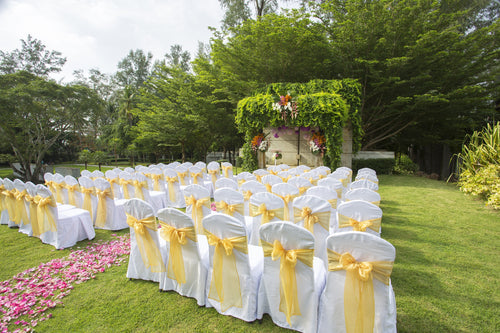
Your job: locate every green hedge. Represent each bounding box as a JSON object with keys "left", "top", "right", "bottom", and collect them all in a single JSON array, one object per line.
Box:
[{"left": 352, "top": 158, "right": 395, "bottom": 175}]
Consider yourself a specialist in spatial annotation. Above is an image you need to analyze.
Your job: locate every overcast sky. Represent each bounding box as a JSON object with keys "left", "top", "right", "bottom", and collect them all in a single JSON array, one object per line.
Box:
[{"left": 0, "top": 0, "right": 224, "bottom": 82}]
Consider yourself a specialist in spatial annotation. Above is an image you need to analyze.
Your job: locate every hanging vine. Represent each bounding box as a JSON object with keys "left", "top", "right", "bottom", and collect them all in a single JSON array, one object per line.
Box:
[{"left": 236, "top": 79, "right": 363, "bottom": 170}]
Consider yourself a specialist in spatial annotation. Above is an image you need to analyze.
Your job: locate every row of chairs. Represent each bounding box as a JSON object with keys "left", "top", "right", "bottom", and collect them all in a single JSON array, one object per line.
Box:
[{"left": 124, "top": 193, "right": 395, "bottom": 333}]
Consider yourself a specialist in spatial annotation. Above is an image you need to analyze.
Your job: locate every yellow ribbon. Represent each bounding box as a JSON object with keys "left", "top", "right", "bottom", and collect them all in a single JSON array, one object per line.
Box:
[
  {"left": 208, "top": 169, "right": 219, "bottom": 185},
  {"left": 237, "top": 179, "right": 246, "bottom": 187},
  {"left": 65, "top": 184, "right": 80, "bottom": 206},
  {"left": 107, "top": 177, "right": 119, "bottom": 197},
  {"left": 3, "top": 189, "right": 16, "bottom": 220},
  {"left": 358, "top": 177, "right": 379, "bottom": 185},
  {"left": 177, "top": 172, "right": 188, "bottom": 186},
  {"left": 45, "top": 180, "right": 56, "bottom": 195},
  {"left": 328, "top": 198, "right": 338, "bottom": 209},
  {"left": 0, "top": 185, "right": 5, "bottom": 211},
  {"left": 159, "top": 222, "right": 197, "bottom": 284},
  {"left": 222, "top": 165, "right": 232, "bottom": 178},
  {"left": 335, "top": 188, "right": 343, "bottom": 198},
  {"left": 215, "top": 201, "right": 244, "bottom": 217},
  {"left": 149, "top": 173, "right": 164, "bottom": 191},
  {"left": 308, "top": 178, "right": 318, "bottom": 186},
  {"left": 164, "top": 176, "right": 178, "bottom": 202},
  {"left": 328, "top": 250, "right": 393, "bottom": 333},
  {"left": 37, "top": 196, "right": 57, "bottom": 235},
  {"left": 190, "top": 172, "right": 203, "bottom": 185},
  {"left": 80, "top": 187, "right": 95, "bottom": 221},
  {"left": 126, "top": 214, "right": 165, "bottom": 272},
  {"left": 268, "top": 169, "right": 279, "bottom": 176},
  {"left": 184, "top": 195, "right": 210, "bottom": 233},
  {"left": 264, "top": 183, "right": 273, "bottom": 193},
  {"left": 293, "top": 207, "right": 330, "bottom": 233},
  {"left": 119, "top": 179, "right": 133, "bottom": 199},
  {"left": 338, "top": 214, "right": 382, "bottom": 232},
  {"left": 254, "top": 174, "right": 263, "bottom": 183},
  {"left": 95, "top": 188, "right": 113, "bottom": 228},
  {"left": 26, "top": 194, "right": 41, "bottom": 236},
  {"left": 249, "top": 203, "right": 284, "bottom": 225},
  {"left": 242, "top": 190, "right": 253, "bottom": 202},
  {"left": 133, "top": 180, "right": 148, "bottom": 200},
  {"left": 262, "top": 240, "right": 314, "bottom": 325},
  {"left": 53, "top": 182, "right": 65, "bottom": 204},
  {"left": 14, "top": 189, "right": 29, "bottom": 225},
  {"left": 280, "top": 175, "right": 292, "bottom": 182},
  {"left": 275, "top": 194, "right": 298, "bottom": 221},
  {"left": 206, "top": 230, "right": 247, "bottom": 312},
  {"left": 298, "top": 186, "right": 309, "bottom": 196}
]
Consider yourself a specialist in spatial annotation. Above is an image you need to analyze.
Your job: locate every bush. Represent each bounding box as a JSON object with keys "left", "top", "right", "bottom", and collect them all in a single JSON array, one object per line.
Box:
[
  {"left": 458, "top": 164, "right": 500, "bottom": 209},
  {"left": 352, "top": 158, "right": 395, "bottom": 175},
  {"left": 393, "top": 154, "right": 419, "bottom": 175}
]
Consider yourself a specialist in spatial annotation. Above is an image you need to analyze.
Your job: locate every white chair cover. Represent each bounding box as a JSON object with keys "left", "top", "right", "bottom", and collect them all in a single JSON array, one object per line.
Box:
[
  {"left": 336, "top": 200, "right": 383, "bottom": 236},
  {"left": 206, "top": 161, "right": 220, "bottom": 188},
  {"left": 296, "top": 165, "right": 311, "bottom": 173},
  {"left": 64, "top": 175, "right": 84, "bottom": 208},
  {"left": 37, "top": 186, "right": 95, "bottom": 249},
  {"left": 306, "top": 186, "right": 338, "bottom": 233},
  {"left": 248, "top": 192, "right": 284, "bottom": 246},
  {"left": 52, "top": 173, "right": 68, "bottom": 204},
  {"left": 203, "top": 213, "right": 263, "bottom": 322},
  {"left": 261, "top": 174, "right": 283, "bottom": 193},
  {"left": 329, "top": 170, "right": 351, "bottom": 188},
  {"left": 105, "top": 170, "right": 123, "bottom": 199},
  {"left": 257, "top": 221, "right": 326, "bottom": 333},
  {"left": 175, "top": 165, "right": 191, "bottom": 187},
  {"left": 213, "top": 188, "right": 246, "bottom": 229},
  {"left": 80, "top": 169, "right": 92, "bottom": 178},
  {"left": 135, "top": 172, "right": 167, "bottom": 214},
  {"left": 181, "top": 161, "right": 193, "bottom": 169},
  {"left": 350, "top": 179, "right": 379, "bottom": 192},
  {"left": 287, "top": 176, "right": 313, "bottom": 196},
  {"left": 20, "top": 181, "right": 38, "bottom": 236},
  {"left": 13, "top": 179, "right": 30, "bottom": 234},
  {"left": 221, "top": 162, "right": 234, "bottom": 179},
  {"left": 236, "top": 172, "right": 256, "bottom": 188},
  {"left": 183, "top": 184, "right": 212, "bottom": 234},
  {"left": 355, "top": 172, "right": 379, "bottom": 185},
  {"left": 314, "top": 166, "right": 331, "bottom": 175},
  {"left": 317, "top": 232, "right": 396, "bottom": 333},
  {"left": 0, "top": 178, "right": 9, "bottom": 225},
  {"left": 301, "top": 171, "right": 319, "bottom": 186},
  {"left": 271, "top": 183, "right": 300, "bottom": 223},
  {"left": 118, "top": 171, "right": 135, "bottom": 200},
  {"left": 163, "top": 168, "right": 186, "bottom": 208},
  {"left": 168, "top": 161, "right": 181, "bottom": 168},
  {"left": 215, "top": 178, "right": 238, "bottom": 191},
  {"left": 158, "top": 208, "right": 209, "bottom": 306},
  {"left": 91, "top": 170, "right": 104, "bottom": 180},
  {"left": 124, "top": 167, "right": 135, "bottom": 173},
  {"left": 276, "top": 170, "right": 291, "bottom": 183},
  {"left": 317, "top": 177, "right": 345, "bottom": 201},
  {"left": 124, "top": 198, "right": 164, "bottom": 282},
  {"left": 252, "top": 169, "right": 269, "bottom": 183},
  {"left": 4, "top": 178, "right": 17, "bottom": 227},
  {"left": 357, "top": 167, "right": 377, "bottom": 177},
  {"left": 293, "top": 195, "right": 332, "bottom": 266},
  {"left": 336, "top": 167, "right": 353, "bottom": 183},
  {"left": 78, "top": 176, "right": 98, "bottom": 223},
  {"left": 344, "top": 188, "right": 381, "bottom": 206},
  {"left": 93, "top": 178, "right": 128, "bottom": 230},
  {"left": 239, "top": 180, "right": 267, "bottom": 216},
  {"left": 194, "top": 161, "right": 207, "bottom": 174},
  {"left": 144, "top": 167, "right": 167, "bottom": 192}
]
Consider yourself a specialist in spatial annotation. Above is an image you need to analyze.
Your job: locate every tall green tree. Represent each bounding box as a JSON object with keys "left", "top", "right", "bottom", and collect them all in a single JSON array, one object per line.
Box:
[{"left": 114, "top": 49, "right": 154, "bottom": 90}]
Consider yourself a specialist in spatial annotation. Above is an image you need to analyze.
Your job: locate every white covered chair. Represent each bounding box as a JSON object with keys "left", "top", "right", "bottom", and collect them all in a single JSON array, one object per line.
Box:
[
  {"left": 221, "top": 162, "right": 234, "bottom": 179},
  {"left": 144, "top": 167, "right": 167, "bottom": 192},
  {"left": 277, "top": 170, "right": 291, "bottom": 183},
  {"left": 52, "top": 173, "right": 67, "bottom": 204},
  {"left": 317, "top": 232, "right": 396, "bottom": 333},
  {"left": 118, "top": 171, "right": 135, "bottom": 200},
  {"left": 248, "top": 192, "right": 284, "bottom": 246},
  {"left": 206, "top": 161, "right": 221, "bottom": 188},
  {"left": 124, "top": 199, "right": 165, "bottom": 282},
  {"left": 43, "top": 172, "right": 57, "bottom": 197},
  {"left": 257, "top": 221, "right": 326, "bottom": 333},
  {"left": 214, "top": 188, "right": 245, "bottom": 227},
  {"left": 13, "top": 179, "right": 30, "bottom": 231},
  {"left": 181, "top": 161, "right": 193, "bottom": 169},
  {"left": 355, "top": 172, "right": 379, "bottom": 185},
  {"left": 261, "top": 174, "right": 283, "bottom": 193},
  {"left": 329, "top": 170, "right": 350, "bottom": 188},
  {"left": 214, "top": 177, "right": 238, "bottom": 191},
  {"left": 91, "top": 170, "right": 104, "bottom": 180},
  {"left": 350, "top": 179, "right": 379, "bottom": 192},
  {"left": 236, "top": 172, "right": 256, "bottom": 187},
  {"left": 158, "top": 208, "right": 209, "bottom": 306},
  {"left": 336, "top": 167, "right": 353, "bottom": 184},
  {"left": 252, "top": 169, "right": 269, "bottom": 183},
  {"left": 37, "top": 185, "right": 95, "bottom": 249},
  {"left": 194, "top": 161, "right": 207, "bottom": 174},
  {"left": 80, "top": 169, "right": 92, "bottom": 179},
  {"left": 302, "top": 171, "right": 319, "bottom": 186},
  {"left": 168, "top": 161, "right": 181, "bottom": 169},
  {"left": 183, "top": 184, "right": 212, "bottom": 234},
  {"left": 336, "top": 200, "right": 383, "bottom": 236},
  {"left": 163, "top": 168, "right": 185, "bottom": 208},
  {"left": 123, "top": 167, "right": 135, "bottom": 173},
  {"left": 105, "top": 170, "right": 123, "bottom": 200},
  {"left": 64, "top": 175, "right": 83, "bottom": 208},
  {"left": 203, "top": 213, "right": 263, "bottom": 322},
  {"left": 293, "top": 195, "right": 332, "bottom": 266},
  {"left": 188, "top": 166, "right": 205, "bottom": 186},
  {"left": 239, "top": 180, "right": 267, "bottom": 216},
  {"left": 21, "top": 181, "right": 38, "bottom": 236},
  {"left": 3, "top": 178, "right": 18, "bottom": 227},
  {"left": 296, "top": 165, "right": 311, "bottom": 173},
  {"left": 318, "top": 177, "right": 345, "bottom": 202},
  {"left": 357, "top": 167, "right": 377, "bottom": 177},
  {"left": 344, "top": 188, "right": 381, "bottom": 206},
  {"left": 134, "top": 172, "right": 167, "bottom": 214},
  {"left": 287, "top": 176, "right": 313, "bottom": 196},
  {"left": 315, "top": 166, "right": 331, "bottom": 176},
  {"left": 0, "top": 178, "right": 9, "bottom": 225},
  {"left": 78, "top": 176, "right": 97, "bottom": 223},
  {"left": 175, "top": 165, "right": 191, "bottom": 187},
  {"left": 271, "top": 183, "right": 299, "bottom": 222},
  {"left": 94, "top": 178, "right": 128, "bottom": 230},
  {"left": 306, "top": 186, "right": 339, "bottom": 233}
]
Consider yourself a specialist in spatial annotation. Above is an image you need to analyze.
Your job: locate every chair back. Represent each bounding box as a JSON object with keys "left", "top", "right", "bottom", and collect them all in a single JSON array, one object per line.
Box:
[
  {"left": 344, "top": 188, "right": 381, "bottom": 206},
  {"left": 248, "top": 192, "right": 284, "bottom": 245},
  {"left": 287, "top": 176, "right": 312, "bottom": 196},
  {"left": 183, "top": 184, "right": 211, "bottom": 234},
  {"left": 336, "top": 200, "right": 382, "bottom": 236},
  {"left": 214, "top": 188, "right": 245, "bottom": 225},
  {"left": 215, "top": 177, "right": 238, "bottom": 191},
  {"left": 349, "top": 179, "right": 379, "bottom": 192},
  {"left": 261, "top": 174, "right": 283, "bottom": 192}
]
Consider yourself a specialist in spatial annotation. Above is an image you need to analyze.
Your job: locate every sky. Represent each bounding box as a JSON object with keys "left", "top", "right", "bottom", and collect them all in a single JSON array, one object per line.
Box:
[{"left": 0, "top": 0, "right": 225, "bottom": 82}]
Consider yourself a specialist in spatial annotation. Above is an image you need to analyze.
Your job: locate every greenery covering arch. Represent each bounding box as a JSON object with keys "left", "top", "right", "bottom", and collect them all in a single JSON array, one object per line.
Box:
[{"left": 236, "top": 79, "right": 363, "bottom": 170}]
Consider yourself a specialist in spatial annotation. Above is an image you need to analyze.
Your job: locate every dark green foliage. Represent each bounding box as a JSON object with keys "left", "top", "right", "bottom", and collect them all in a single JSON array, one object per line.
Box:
[
  {"left": 393, "top": 154, "right": 419, "bottom": 175},
  {"left": 352, "top": 158, "right": 395, "bottom": 175}
]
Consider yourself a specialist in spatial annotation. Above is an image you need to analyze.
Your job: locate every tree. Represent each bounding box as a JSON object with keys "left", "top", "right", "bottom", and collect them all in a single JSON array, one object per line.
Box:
[
  {"left": 114, "top": 49, "right": 154, "bottom": 90},
  {"left": 0, "top": 35, "right": 66, "bottom": 76},
  {"left": 164, "top": 45, "right": 191, "bottom": 72},
  {"left": 92, "top": 151, "right": 108, "bottom": 171},
  {"left": 0, "top": 71, "right": 91, "bottom": 181},
  {"left": 78, "top": 149, "right": 93, "bottom": 170}
]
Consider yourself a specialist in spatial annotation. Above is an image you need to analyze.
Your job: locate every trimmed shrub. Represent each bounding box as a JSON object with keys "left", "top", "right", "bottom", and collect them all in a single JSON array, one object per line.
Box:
[
  {"left": 393, "top": 154, "right": 419, "bottom": 175},
  {"left": 458, "top": 164, "right": 500, "bottom": 209},
  {"left": 352, "top": 158, "right": 395, "bottom": 175}
]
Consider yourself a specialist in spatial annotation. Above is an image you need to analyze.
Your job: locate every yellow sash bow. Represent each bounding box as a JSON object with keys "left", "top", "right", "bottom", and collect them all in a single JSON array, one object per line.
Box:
[
  {"left": 206, "top": 230, "right": 247, "bottom": 312},
  {"left": 280, "top": 175, "right": 292, "bottom": 182},
  {"left": 164, "top": 176, "right": 178, "bottom": 202},
  {"left": 0, "top": 185, "right": 5, "bottom": 211},
  {"left": 65, "top": 184, "right": 80, "bottom": 206},
  {"left": 149, "top": 173, "right": 164, "bottom": 191},
  {"left": 37, "top": 196, "right": 57, "bottom": 234},
  {"left": 177, "top": 172, "right": 188, "bottom": 186},
  {"left": 95, "top": 188, "right": 113, "bottom": 228},
  {"left": 107, "top": 177, "right": 119, "bottom": 197},
  {"left": 80, "top": 187, "right": 95, "bottom": 221},
  {"left": 308, "top": 178, "right": 318, "bottom": 186},
  {"left": 335, "top": 188, "right": 343, "bottom": 198},
  {"left": 14, "top": 189, "right": 29, "bottom": 225},
  {"left": 126, "top": 214, "right": 165, "bottom": 272},
  {"left": 159, "top": 222, "right": 197, "bottom": 284},
  {"left": 328, "top": 250, "right": 393, "bottom": 333},
  {"left": 45, "top": 180, "right": 56, "bottom": 195},
  {"left": 215, "top": 201, "right": 244, "bottom": 217},
  {"left": 133, "top": 180, "right": 148, "bottom": 200},
  {"left": 237, "top": 179, "right": 246, "bottom": 187},
  {"left": 264, "top": 183, "right": 273, "bottom": 193},
  {"left": 26, "top": 194, "right": 41, "bottom": 236},
  {"left": 222, "top": 165, "right": 232, "bottom": 178},
  {"left": 328, "top": 198, "right": 338, "bottom": 209},
  {"left": 249, "top": 203, "right": 284, "bottom": 224},
  {"left": 242, "top": 190, "right": 253, "bottom": 202},
  {"left": 276, "top": 194, "right": 297, "bottom": 221},
  {"left": 119, "top": 179, "right": 133, "bottom": 199},
  {"left": 358, "top": 177, "right": 379, "bottom": 185},
  {"left": 208, "top": 169, "right": 219, "bottom": 185},
  {"left": 293, "top": 207, "right": 330, "bottom": 233},
  {"left": 340, "top": 178, "right": 348, "bottom": 187},
  {"left": 254, "top": 174, "right": 264, "bottom": 183},
  {"left": 338, "top": 214, "right": 382, "bottom": 232},
  {"left": 53, "top": 182, "right": 65, "bottom": 204},
  {"left": 184, "top": 195, "right": 210, "bottom": 233},
  {"left": 298, "top": 186, "right": 309, "bottom": 196},
  {"left": 262, "top": 240, "right": 314, "bottom": 325},
  {"left": 3, "top": 189, "right": 16, "bottom": 220},
  {"left": 190, "top": 172, "right": 203, "bottom": 185}
]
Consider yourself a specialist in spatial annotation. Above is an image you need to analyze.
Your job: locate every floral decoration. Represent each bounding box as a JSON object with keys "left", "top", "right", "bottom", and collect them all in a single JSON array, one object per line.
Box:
[
  {"left": 309, "top": 131, "right": 326, "bottom": 155},
  {"left": 250, "top": 133, "right": 269, "bottom": 152},
  {"left": 272, "top": 94, "right": 298, "bottom": 123},
  {"left": 272, "top": 151, "right": 282, "bottom": 160}
]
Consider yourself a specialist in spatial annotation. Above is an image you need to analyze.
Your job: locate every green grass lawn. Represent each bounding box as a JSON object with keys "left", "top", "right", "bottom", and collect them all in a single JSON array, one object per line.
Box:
[{"left": 0, "top": 175, "right": 498, "bottom": 332}]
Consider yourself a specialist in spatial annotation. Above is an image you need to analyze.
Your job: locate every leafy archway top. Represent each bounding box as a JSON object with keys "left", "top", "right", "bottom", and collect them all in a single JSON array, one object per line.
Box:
[{"left": 236, "top": 79, "right": 363, "bottom": 169}]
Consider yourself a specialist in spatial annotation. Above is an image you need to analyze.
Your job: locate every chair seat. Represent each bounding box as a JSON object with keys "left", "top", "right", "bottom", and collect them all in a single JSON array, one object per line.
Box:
[{"left": 41, "top": 207, "right": 95, "bottom": 249}]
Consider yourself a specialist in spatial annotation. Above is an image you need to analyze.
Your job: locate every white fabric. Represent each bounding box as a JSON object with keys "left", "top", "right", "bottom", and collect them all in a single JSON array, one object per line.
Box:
[
  {"left": 335, "top": 167, "right": 353, "bottom": 183},
  {"left": 213, "top": 188, "right": 245, "bottom": 227},
  {"left": 104, "top": 170, "right": 123, "bottom": 199},
  {"left": 317, "top": 232, "right": 396, "bottom": 333},
  {"left": 135, "top": 172, "right": 167, "bottom": 214},
  {"left": 4, "top": 179, "right": 17, "bottom": 227},
  {"left": 301, "top": 171, "right": 319, "bottom": 186},
  {"left": 181, "top": 162, "right": 193, "bottom": 169},
  {"left": 215, "top": 177, "right": 238, "bottom": 191},
  {"left": 239, "top": 180, "right": 267, "bottom": 216},
  {"left": 91, "top": 170, "right": 104, "bottom": 179},
  {"left": 14, "top": 180, "right": 31, "bottom": 235},
  {"left": 189, "top": 166, "right": 212, "bottom": 194},
  {"left": 158, "top": 208, "right": 209, "bottom": 306},
  {"left": 336, "top": 200, "right": 383, "bottom": 236},
  {"left": 293, "top": 195, "right": 331, "bottom": 266},
  {"left": 296, "top": 165, "right": 311, "bottom": 173},
  {"left": 144, "top": 167, "right": 166, "bottom": 192},
  {"left": 124, "top": 198, "right": 163, "bottom": 282},
  {"left": 236, "top": 172, "right": 256, "bottom": 186},
  {"left": 287, "top": 176, "right": 313, "bottom": 195},
  {"left": 329, "top": 170, "right": 350, "bottom": 188},
  {"left": 355, "top": 173, "right": 379, "bottom": 184},
  {"left": 261, "top": 174, "right": 283, "bottom": 191},
  {"left": 344, "top": 188, "right": 381, "bottom": 206},
  {"left": 203, "top": 213, "right": 263, "bottom": 322},
  {"left": 183, "top": 184, "right": 212, "bottom": 234},
  {"left": 306, "top": 186, "right": 338, "bottom": 233},
  {"left": 94, "top": 178, "right": 128, "bottom": 230},
  {"left": 271, "top": 183, "right": 300, "bottom": 223},
  {"left": 350, "top": 179, "right": 379, "bottom": 192},
  {"left": 314, "top": 166, "right": 331, "bottom": 175},
  {"left": 123, "top": 167, "right": 135, "bottom": 173},
  {"left": 317, "top": 177, "right": 345, "bottom": 201},
  {"left": 52, "top": 173, "right": 68, "bottom": 204},
  {"left": 253, "top": 169, "right": 269, "bottom": 181},
  {"left": 248, "top": 192, "right": 284, "bottom": 246},
  {"left": 37, "top": 186, "right": 95, "bottom": 249},
  {"left": 168, "top": 162, "right": 181, "bottom": 168},
  {"left": 163, "top": 168, "right": 186, "bottom": 208},
  {"left": 206, "top": 161, "right": 221, "bottom": 187},
  {"left": 257, "top": 221, "right": 326, "bottom": 333},
  {"left": 80, "top": 170, "right": 92, "bottom": 178},
  {"left": 78, "top": 176, "right": 98, "bottom": 223},
  {"left": 175, "top": 165, "right": 191, "bottom": 187},
  {"left": 64, "top": 175, "right": 84, "bottom": 208},
  {"left": 194, "top": 161, "right": 207, "bottom": 173},
  {"left": 221, "top": 162, "right": 234, "bottom": 179},
  {"left": 357, "top": 167, "right": 377, "bottom": 177},
  {"left": 276, "top": 170, "right": 290, "bottom": 182},
  {"left": 0, "top": 178, "right": 8, "bottom": 225}
]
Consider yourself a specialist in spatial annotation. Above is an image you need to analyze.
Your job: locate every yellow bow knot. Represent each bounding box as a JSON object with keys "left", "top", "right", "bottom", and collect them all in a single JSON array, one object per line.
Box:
[
  {"left": 338, "top": 214, "right": 382, "bottom": 233},
  {"left": 242, "top": 190, "right": 253, "bottom": 202},
  {"left": 119, "top": 179, "right": 133, "bottom": 199},
  {"left": 190, "top": 172, "right": 203, "bottom": 185},
  {"left": 215, "top": 201, "right": 244, "bottom": 217},
  {"left": 133, "top": 180, "right": 148, "bottom": 200},
  {"left": 29, "top": 195, "right": 41, "bottom": 236},
  {"left": 53, "top": 182, "right": 65, "bottom": 203},
  {"left": 177, "top": 172, "right": 188, "bottom": 186},
  {"left": 164, "top": 176, "right": 178, "bottom": 202},
  {"left": 37, "top": 196, "right": 57, "bottom": 235},
  {"left": 264, "top": 183, "right": 273, "bottom": 192},
  {"left": 95, "top": 188, "right": 113, "bottom": 228},
  {"left": 80, "top": 187, "right": 95, "bottom": 220},
  {"left": 222, "top": 165, "right": 232, "bottom": 178},
  {"left": 13, "top": 189, "right": 29, "bottom": 225},
  {"left": 65, "top": 184, "right": 80, "bottom": 206},
  {"left": 249, "top": 203, "right": 284, "bottom": 225},
  {"left": 184, "top": 195, "right": 210, "bottom": 233},
  {"left": 150, "top": 174, "right": 164, "bottom": 191},
  {"left": 293, "top": 206, "right": 330, "bottom": 233},
  {"left": 276, "top": 194, "right": 297, "bottom": 221},
  {"left": 237, "top": 179, "right": 246, "bottom": 187},
  {"left": 298, "top": 186, "right": 309, "bottom": 196},
  {"left": 208, "top": 169, "right": 219, "bottom": 185},
  {"left": 126, "top": 214, "right": 165, "bottom": 273}
]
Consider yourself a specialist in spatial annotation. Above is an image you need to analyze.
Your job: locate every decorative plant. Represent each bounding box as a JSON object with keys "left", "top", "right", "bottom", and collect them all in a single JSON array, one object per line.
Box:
[
  {"left": 250, "top": 133, "right": 269, "bottom": 152},
  {"left": 309, "top": 132, "right": 326, "bottom": 155}
]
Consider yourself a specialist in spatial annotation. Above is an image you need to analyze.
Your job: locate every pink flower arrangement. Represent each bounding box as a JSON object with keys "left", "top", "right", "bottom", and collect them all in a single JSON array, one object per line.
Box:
[{"left": 0, "top": 235, "right": 130, "bottom": 332}]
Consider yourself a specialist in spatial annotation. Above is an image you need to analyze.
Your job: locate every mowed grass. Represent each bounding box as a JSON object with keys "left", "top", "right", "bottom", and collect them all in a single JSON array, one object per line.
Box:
[{"left": 0, "top": 175, "right": 498, "bottom": 332}]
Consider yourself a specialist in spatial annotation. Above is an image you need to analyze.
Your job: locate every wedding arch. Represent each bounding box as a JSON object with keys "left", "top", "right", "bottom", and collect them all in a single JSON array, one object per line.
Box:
[{"left": 236, "top": 79, "right": 363, "bottom": 170}]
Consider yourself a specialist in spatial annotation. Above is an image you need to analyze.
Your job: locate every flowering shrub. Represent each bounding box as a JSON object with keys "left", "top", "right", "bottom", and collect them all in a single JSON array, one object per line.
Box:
[
  {"left": 0, "top": 235, "right": 130, "bottom": 332},
  {"left": 250, "top": 133, "right": 269, "bottom": 152},
  {"left": 309, "top": 132, "right": 326, "bottom": 155}
]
